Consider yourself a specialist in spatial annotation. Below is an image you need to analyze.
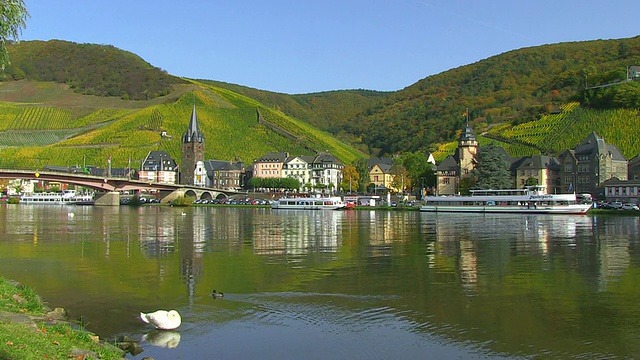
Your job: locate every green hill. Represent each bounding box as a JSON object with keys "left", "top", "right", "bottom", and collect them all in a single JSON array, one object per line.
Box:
[
  {"left": 432, "top": 102, "right": 640, "bottom": 162},
  {"left": 200, "top": 80, "right": 390, "bottom": 153},
  {"left": 202, "top": 36, "right": 640, "bottom": 160},
  {"left": 2, "top": 37, "right": 640, "bottom": 170},
  {"left": 2, "top": 40, "right": 185, "bottom": 100},
  {"left": 348, "top": 36, "right": 640, "bottom": 156},
  {"left": 0, "top": 82, "right": 366, "bottom": 169}
]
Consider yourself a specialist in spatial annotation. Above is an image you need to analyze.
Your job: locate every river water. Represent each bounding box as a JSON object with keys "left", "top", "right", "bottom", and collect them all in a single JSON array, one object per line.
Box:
[{"left": 1, "top": 204, "right": 639, "bottom": 359}]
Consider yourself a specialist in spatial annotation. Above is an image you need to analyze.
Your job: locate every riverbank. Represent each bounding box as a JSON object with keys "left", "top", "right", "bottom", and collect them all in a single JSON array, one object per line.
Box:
[{"left": 0, "top": 276, "right": 125, "bottom": 360}]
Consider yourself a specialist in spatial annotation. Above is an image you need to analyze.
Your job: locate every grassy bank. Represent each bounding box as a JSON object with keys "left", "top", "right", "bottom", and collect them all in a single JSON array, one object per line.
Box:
[{"left": 0, "top": 276, "right": 124, "bottom": 360}]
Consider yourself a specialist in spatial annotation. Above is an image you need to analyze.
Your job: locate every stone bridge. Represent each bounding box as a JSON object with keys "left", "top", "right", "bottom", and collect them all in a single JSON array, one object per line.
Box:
[{"left": 0, "top": 168, "right": 244, "bottom": 206}]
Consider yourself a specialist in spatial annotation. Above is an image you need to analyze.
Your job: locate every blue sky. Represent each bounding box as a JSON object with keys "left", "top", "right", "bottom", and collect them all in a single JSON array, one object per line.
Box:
[{"left": 19, "top": 0, "right": 638, "bottom": 94}]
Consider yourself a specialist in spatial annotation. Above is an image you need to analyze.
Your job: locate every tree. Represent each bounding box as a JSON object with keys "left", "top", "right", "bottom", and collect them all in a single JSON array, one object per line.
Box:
[
  {"left": 353, "top": 158, "right": 369, "bottom": 193},
  {"left": 525, "top": 176, "right": 538, "bottom": 187},
  {"left": 340, "top": 165, "right": 360, "bottom": 193},
  {"left": 472, "top": 142, "right": 513, "bottom": 190},
  {"left": 398, "top": 152, "right": 435, "bottom": 195},
  {"left": 390, "top": 163, "right": 407, "bottom": 194},
  {"left": 0, "top": 0, "right": 29, "bottom": 70}
]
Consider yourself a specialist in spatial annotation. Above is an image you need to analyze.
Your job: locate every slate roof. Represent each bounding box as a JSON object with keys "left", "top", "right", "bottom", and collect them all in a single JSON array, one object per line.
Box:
[
  {"left": 574, "top": 132, "right": 626, "bottom": 161},
  {"left": 142, "top": 151, "right": 177, "bottom": 171},
  {"left": 514, "top": 155, "right": 560, "bottom": 171},
  {"left": 313, "top": 152, "right": 341, "bottom": 165},
  {"left": 367, "top": 157, "right": 395, "bottom": 170},
  {"left": 372, "top": 162, "right": 393, "bottom": 173},
  {"left": 436, "top": 155, "right": 459, "bottom": 172},
  {"left": 181, "top": 105, "right": 205, "bottom": 143},
  {"left": 459, "top": 125, "right": 477, "bottom": 142},
  {"left": 255, "top": 152, "right": 289, "bottom": 163},
  {"left": 203, "top": 160, "right": 244, "bottom": 172}
]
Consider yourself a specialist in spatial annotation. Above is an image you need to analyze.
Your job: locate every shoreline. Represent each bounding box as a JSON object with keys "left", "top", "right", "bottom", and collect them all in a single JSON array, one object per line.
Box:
[{"left": 0, "top": 276, "right": 127, "bottom": 359}]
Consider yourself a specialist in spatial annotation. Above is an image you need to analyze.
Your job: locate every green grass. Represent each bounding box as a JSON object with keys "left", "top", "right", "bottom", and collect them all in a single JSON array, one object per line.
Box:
[{"left": 0, "top": 276, "right": 124, "bottom": 360}]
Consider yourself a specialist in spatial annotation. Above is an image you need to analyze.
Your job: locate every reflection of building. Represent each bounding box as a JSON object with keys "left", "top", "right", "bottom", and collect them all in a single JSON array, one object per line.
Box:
[{"left": 253, "top": 211, "right": 341, "bottom": 257}]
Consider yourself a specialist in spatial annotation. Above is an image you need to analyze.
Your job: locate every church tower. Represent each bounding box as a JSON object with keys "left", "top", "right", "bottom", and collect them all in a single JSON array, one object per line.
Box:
[
  {"left": 180, "top": 105, "right": 205, "bottom": 185},
  {"left": 457, "top": 112, "right": 478, "bottom": 178}
]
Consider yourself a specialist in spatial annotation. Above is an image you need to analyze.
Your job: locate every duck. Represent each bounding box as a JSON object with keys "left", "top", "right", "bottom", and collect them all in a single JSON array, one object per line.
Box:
[
  {"left": 211, "top": 290, "right": 224, "bottom": 299},
  {"left": 139, "top": 310, "right": 181, "bottom": 330}
]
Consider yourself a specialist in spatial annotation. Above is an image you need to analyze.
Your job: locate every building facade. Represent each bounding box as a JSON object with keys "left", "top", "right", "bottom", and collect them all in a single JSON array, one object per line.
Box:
[
  {"left": 435, "top": 124, "right": 479, "bottom": 195},
  {"left": 253, "top": 152, "right": 288, "bottom": 179},
  {"left": 310, "top": 152, "right": 343, "bottom": 192},
  {"left": 282, "top": 155, "right": 315, "bottom": 189},
  {"left": 558, "top": 132, "right": 627, "bottom": 196},
  {"left": 204, "top": 160, "right": 245, "bottom": 190},
  {"left": 513, "top": 155, "right": 560, "bottom": 194},
  {"left": 139, "top": 150, "right": 178, "bottom": 184}
]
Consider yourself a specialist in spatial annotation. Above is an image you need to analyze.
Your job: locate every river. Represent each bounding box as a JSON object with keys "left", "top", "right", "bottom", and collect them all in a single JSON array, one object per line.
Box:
[{"left": 1, "top": 204, "right": 639, "bottom": 359}]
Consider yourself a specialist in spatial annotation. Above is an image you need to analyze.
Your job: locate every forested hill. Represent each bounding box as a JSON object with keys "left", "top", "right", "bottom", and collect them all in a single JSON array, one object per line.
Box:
[
  {"left": 2, "top": 40, "right": 185, "bottom": 100},
  {"left": 347, "top": 35, "right": 640, "bottom": 156},
  {"left": 205, "top": 36, "right": 640, "bottom": 157},
  {"left": 2, "top": 37, "right": 640, "bottom": 162}
]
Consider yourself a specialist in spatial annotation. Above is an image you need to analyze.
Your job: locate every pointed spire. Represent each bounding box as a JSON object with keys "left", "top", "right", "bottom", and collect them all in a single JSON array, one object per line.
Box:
[{"left": 182, "top": 103, "right": 205, "bottom": 143}]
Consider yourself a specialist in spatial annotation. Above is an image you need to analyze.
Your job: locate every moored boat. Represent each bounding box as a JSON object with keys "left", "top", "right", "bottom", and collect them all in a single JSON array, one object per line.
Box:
[
  {"left": 20, "top": 190, "right": 94, "bottom": 205},
  {"left": 271, "top": 196, "right": 346, "bottom": 210},
  {"left": 420, "top": 186, "right": 591, "bottom": 214}
]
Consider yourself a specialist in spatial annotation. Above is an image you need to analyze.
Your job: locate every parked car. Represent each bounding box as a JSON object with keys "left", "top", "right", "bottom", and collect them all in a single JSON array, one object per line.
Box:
[
  {"left": 621, "top": 203, "right": 639, "bottom": 211},
  {"left": 610, "top": 201, "right": 623, "bottom": 210}
]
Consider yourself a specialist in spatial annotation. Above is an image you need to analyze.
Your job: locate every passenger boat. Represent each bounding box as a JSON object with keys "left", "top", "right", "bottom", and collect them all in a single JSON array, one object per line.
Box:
[
  {"left": 20, "top": 190, "right": 94, "bottom": 205},
  {"left": 271, "top": 196, "right": 346, "bottom": 210},
  {"left": 419, "top": 186, "right": 591, "bottom": 214}
]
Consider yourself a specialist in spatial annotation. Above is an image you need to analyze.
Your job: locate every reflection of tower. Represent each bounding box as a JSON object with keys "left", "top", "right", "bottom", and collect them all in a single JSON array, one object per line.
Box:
[
  {"left": 180, "top": 104, "right": 205, "bottom": 185},
  {"left": 179, "top": 214, "right": 204, "bottom": 303}
]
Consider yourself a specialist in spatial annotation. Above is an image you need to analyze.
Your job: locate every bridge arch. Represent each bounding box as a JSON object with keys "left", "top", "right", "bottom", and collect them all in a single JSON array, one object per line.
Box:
[{"left": 184, "top": 189, "right": 198, "bottom": 199}]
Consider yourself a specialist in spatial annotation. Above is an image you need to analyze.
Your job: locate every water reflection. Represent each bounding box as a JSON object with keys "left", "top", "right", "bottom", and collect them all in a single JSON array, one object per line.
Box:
[
  {"left": 252, "top": 209, "right": 342, "bottom": 256},
  {"left": 2, "top": 206, "right": 640, "bottom": 359},
  {"left": 141, "top": 330, "right": 181, "bottom": 349}
]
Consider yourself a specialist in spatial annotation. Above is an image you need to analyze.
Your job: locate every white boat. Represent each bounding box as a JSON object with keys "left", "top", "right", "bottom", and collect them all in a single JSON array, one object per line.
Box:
[
  {"left": 20, "top": 190, "right": 94, "bottom": 205},
  {"left": 419, "top": 186, "right": 591, "bottom": 215},
  {"left": 271, "top": 196, "right": 346, "bottom": 210}
]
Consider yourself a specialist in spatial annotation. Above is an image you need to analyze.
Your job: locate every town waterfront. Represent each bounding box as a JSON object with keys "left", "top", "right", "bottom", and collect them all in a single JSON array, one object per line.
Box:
[{"left": 1, "top": 204, "right": 639, "bottom": 359}]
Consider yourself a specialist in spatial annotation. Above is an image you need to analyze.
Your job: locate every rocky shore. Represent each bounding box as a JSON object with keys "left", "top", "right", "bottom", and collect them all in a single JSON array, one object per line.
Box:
[{"left": 0, "top": 277, "right": 152, "bottom": 359}]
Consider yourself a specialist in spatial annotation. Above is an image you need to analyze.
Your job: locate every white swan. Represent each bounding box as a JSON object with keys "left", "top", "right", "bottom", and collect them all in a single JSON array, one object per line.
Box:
[
  {"left": 140, "top": 310, "right": 181, "bottom": 330},
  {"left": 68, "top": 212, "right": 75, "bottom": 218}
]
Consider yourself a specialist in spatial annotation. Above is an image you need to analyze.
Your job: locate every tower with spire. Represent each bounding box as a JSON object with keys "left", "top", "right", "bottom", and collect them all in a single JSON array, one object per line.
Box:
[
  {"left": 180, "top": 104, "right": 205, "bottom": 185},
  {"left": 456, "top": 108, "right": 478, "bottom": 178}
]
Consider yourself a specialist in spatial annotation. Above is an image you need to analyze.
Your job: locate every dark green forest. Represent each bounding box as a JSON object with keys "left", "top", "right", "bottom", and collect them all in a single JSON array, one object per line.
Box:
[{"left": 2, "top": 40, "right": 184, "bottom": 100}]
